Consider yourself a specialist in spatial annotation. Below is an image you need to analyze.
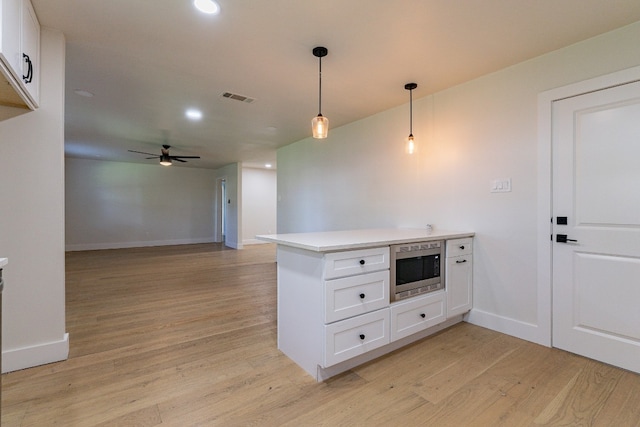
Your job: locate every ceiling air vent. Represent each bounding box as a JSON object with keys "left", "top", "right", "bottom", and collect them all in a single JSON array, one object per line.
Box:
[{"left": 221, "top": 92, "right": 255, "bottom": 104}]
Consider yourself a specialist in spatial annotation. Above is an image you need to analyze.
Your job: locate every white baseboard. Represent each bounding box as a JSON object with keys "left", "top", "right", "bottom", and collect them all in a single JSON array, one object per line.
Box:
[
  {"left": 465, "top": 308, "right": 549, "bottom": 347},
  {"left": 65, "top": 237, "right": 215, "bottom": 252},
  {"left": 3, "top": 333, "right": 69, "bottom": 373},
  {"left": 242, "top": 239, "right": 271, "bottom": 246}
]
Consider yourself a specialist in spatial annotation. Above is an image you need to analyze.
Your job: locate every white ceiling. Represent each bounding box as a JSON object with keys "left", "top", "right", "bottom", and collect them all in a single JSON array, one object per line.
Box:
[{"left": 31, "top": 0, "right": 640, "bottom": 170}]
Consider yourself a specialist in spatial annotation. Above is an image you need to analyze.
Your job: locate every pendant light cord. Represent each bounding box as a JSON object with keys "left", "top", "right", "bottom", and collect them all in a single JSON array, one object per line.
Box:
[
  {"left": 318, "top": 55, "right": 322, "bottom": 115},
  {"left": 409, "top": 88, "right": 413, "bottom": 134}
]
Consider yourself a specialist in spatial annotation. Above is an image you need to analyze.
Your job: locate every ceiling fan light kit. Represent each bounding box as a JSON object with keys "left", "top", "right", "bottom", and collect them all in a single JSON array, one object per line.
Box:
[{"left": 128, "top": 144, "right": 201, "bottom": 166}]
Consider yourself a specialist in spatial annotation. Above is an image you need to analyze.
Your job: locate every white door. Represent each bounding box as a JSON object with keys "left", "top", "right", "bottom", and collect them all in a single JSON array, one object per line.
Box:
[{"left": 552, "top": 80, "right": 640, "bottom": 373}]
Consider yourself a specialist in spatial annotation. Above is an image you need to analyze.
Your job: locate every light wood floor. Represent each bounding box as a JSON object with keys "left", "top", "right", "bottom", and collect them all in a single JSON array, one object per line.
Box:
[{"left": 3, "top": 243, "right": 640, "bottom": 426}]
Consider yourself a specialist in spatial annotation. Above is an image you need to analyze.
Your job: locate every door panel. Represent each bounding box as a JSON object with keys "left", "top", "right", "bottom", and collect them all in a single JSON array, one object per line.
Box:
[
  {"left": 552, "top": 80, "right": 640, "bottom": 374},
  {"left": 575, "top": 100, "right": 640, "bottom": 226},
  {"left": 574, "top": 253, "right": 640, "bottom": 340}
]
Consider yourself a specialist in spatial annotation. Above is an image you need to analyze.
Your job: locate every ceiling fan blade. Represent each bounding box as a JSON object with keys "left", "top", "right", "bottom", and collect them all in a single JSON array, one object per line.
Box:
[
  {"left": 128, "top": 149, "right": 158, "bottom": 156},
  {"left": 171, "top": 156, "right": 201, "bottom": 159},
  {"left": 145, "top": 156, "right": 160, "bottom": 159},
  {"left": 172, "top": 158, "right": 187, "bottom": 162}
]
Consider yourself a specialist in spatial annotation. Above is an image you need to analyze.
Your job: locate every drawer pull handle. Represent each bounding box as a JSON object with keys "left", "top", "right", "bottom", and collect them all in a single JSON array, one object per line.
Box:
[
  {"left": 359, "top": 259, "right": 365, "bottom": 265},
  {"left": 456, "top": 259, "right": 467, "bottom": 264},
  {"left": 359, "top": 334, "right": 366, "bottom": 340},
  {"left": 420, "top": 313, "right": 426, "bottom": 319},
  {"left": 459, "top": 245, "right": 465, "bottom": 250},
  {"left": 359, "top": 293, "right": 365, "bottom": 299}
]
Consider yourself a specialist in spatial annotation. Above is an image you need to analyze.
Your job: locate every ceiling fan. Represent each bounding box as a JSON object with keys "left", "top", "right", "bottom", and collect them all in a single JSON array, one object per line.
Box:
[{"left": 128, "top": 144, "right": 201, "bottom": 166}]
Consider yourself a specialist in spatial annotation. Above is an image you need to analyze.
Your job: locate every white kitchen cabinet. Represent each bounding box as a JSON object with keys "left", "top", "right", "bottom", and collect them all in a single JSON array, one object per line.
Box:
[
  {"left": 390, "top": 291, "right": 446, "bottom": 341},
  {"left": 446, "top": 238, "right": 473, "bottom": 317},
  {"left": 20, "top": 0, "right": 39, "bottom": 104},
  {"left": 0, "top": 0, "right": 40, "bottom": 115},
  {"left": 0, "top": 0, "right": 22, "bottom": 77},
  {"left": 263, "top": 229, "right": 474, "bottom": 381},
  {"left": 276, "top": 245, "right": 390, "bottom": 380}
]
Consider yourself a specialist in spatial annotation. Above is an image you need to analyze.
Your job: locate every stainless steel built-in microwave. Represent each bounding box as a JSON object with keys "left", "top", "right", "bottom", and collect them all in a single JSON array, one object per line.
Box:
[{"left": 390, "top": 240, "right": 444, "bottom": 301}]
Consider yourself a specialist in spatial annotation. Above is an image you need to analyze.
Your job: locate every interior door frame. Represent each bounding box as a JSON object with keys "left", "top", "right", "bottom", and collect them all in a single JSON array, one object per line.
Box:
[
  {"left": 214, "top": 177, "right": 226, "bottom": 243},
  {"left": 536, "top": 65, "right": 640, "bottom": 347}
]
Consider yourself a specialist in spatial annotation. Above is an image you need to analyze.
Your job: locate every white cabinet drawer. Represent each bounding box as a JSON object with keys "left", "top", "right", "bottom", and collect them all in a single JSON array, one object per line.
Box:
[
  {"left": 324, "top": 308, "right": 390, "bottom": 367},
  {"left": 325, "top": 270, "right": 389, "bottom": 323},
  {"left": 323, "top": 246, "right": 390, "bottom": 280},
  {"left": 390, "top": 292, "right": 446, "bottom": 341},
  {"left": 447, "top": 238, "right": 472, "bottom": 257}
]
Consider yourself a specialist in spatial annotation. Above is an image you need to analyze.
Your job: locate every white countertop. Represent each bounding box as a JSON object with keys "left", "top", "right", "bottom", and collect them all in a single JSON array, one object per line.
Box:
[
  {"left": 0, "top": 257, "right": 7, "bottom": 268},
  {"left": 256, "top": 228, "right": 474, "bottom": 252}
]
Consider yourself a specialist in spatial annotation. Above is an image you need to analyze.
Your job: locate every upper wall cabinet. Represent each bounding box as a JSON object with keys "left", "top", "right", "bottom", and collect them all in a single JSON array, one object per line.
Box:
[
  {"left": 20, "top": 0, "right": 39, "bottom": 103},
  {"left": 0, "top": 0, "right": 40, "bottom": 119}
]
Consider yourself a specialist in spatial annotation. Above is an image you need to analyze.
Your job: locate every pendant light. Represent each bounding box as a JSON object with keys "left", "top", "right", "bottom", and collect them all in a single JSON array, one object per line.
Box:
[
  {"left": 312, "top": 46, "right": 329, "bottom": 139},
  {"left": 404, "top": 82, "right": 417, "bottom": 154}
]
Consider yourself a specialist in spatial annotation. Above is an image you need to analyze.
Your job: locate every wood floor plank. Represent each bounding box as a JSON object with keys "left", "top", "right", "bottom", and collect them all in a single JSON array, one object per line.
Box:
[
  {"left": 464, "top": 342, "right": 583, "bottom": 426},
  {"left": 534, "top": 360, "right": 625, "bottom": 426},
  {"left": 3, "top": 242, "right": 640, "bottom": 426},
  {"left": 412, "top": 333, "right": 520, "bottom": 404},
  {"left": 592, "top": 370, "right": 640, "bottom": 426},
  {"left": 93, "top": 404, "right": 162, "bottom": 427}
]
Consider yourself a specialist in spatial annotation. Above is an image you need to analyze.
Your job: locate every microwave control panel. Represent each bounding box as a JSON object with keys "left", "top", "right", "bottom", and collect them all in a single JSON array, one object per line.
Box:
[{"left": 395, "top": 241, "right": 442, "bottom": 253}]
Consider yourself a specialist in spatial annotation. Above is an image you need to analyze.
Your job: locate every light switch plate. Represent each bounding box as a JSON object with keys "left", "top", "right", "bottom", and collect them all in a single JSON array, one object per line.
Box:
[{"left": 491, "top": 178, "right": 512, "bottom": 193}]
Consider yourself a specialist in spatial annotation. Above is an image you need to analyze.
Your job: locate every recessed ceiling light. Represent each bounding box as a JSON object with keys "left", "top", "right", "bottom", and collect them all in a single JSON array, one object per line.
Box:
[
  {"left": 185, "top": 108, "right": 203, "bottom": 120},
  {"left": 194, "top": 0, "right": 220, "bottom": 14},
  {"left": 265, "top": 164, "right": 272, "bottom": 168}
]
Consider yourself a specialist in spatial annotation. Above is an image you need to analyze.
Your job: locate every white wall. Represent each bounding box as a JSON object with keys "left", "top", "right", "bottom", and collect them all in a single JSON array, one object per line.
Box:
[
  {"left": 65, "top": 158, "right": 218, "bottom": 250},
  {"left": 0, "top": 29, "right": 68, "bottom": 372},
  {"left": 65, "top": 159, "right": 276, "bottom": 251},
  {"left": 242, "top": 167, "right": 277, "bottom": 245},
  {"left": 276, "top": 21, "right": 640, "bottom": 345}
]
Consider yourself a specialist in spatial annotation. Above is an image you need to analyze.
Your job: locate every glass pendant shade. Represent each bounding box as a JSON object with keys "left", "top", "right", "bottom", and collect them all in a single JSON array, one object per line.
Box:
[
  {"left": 312, "top": 114, "right": 329, "bottom": 139},
  {"left": 406, "top": 134, "right": 416, "bottom": 154}
]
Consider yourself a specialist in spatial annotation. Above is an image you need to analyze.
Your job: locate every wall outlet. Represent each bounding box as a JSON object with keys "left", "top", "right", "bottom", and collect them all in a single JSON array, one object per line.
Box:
[{"left": 491, "top": 178, "right": 512, "bottom": 193}]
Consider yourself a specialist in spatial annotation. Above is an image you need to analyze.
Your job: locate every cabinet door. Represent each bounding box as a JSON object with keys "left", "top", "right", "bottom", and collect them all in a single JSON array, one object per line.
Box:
[
  {"left": 323, "top": 308, "right": 389, "bottom": 367},
  {"left": 446, "top": 255, "right": 473, "bottom": 317},
  {"left": 20, "top": 0, "right": 39, "bottom": 105},
  {"left": 324, "top": 270, "right": 389, "bottom": 323},
  {"left": 390, "top": 292, "right": 446, "bottom": 341},
  {"left": 0, "top": 0, "right": 22, "bottom": 80}
]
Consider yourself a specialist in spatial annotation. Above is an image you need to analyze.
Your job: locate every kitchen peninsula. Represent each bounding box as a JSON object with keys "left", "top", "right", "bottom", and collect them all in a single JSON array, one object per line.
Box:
[{"left": 258, "top": 228, "right": 474, "bottom": 381}]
